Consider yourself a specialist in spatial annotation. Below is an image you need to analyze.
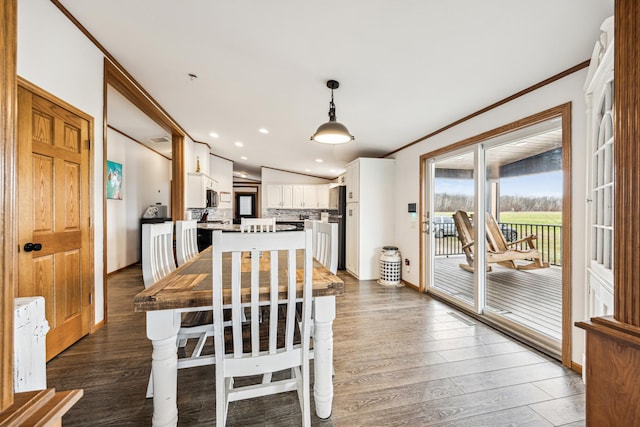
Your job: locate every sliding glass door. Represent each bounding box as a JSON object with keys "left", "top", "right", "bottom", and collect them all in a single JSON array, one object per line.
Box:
[
  {"left": 423, "top": 114, "right": 567, "bottom": 358},
  {"left": 427, "top": 149, "right": 477, "bottom": 310},
  {"left": 482, "top": 122, "right": 564, "bottom": 352}
]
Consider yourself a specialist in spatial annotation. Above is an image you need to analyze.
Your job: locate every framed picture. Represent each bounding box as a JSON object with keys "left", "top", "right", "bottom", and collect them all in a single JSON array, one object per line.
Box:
[
  {"left": 220, "top": 191, "right": 231, "bottom": 202},
  {"left": 106, "top": 160, "right": 123, "bottom": 200}
]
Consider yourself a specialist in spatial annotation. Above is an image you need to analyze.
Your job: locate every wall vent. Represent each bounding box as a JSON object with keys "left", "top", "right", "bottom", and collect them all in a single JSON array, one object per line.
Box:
[{"left": 148, "top": 136, "right": 170, "bottom": 143}]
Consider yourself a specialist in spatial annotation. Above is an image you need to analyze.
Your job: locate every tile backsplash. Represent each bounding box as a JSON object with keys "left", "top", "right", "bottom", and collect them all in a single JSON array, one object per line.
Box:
[
  {"left": 264, "top": 209, "right": 338, "bottom": 220},
  {"left": 187, "top": 207, "right": 232, "bottom": 221},
  {"left": 187, "top": 207, "right": 338, "bottom": 221}
]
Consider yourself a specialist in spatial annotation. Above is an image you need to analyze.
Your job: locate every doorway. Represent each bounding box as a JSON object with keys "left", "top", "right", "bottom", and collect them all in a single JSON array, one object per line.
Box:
[
  {"left": 235, "top": 193, "right": 257, "bottom": 220},
  {"left": 421, "top": 105, "right": 572, "bottom": 364},
  {"left": 103, "top": 60, "right": 185, "bottom": 323}
]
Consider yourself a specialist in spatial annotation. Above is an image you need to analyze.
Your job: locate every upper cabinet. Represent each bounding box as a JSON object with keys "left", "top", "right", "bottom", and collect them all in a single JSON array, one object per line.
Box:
[
  {"left": 292, "top": 185, "right": 318, "bottom": 209},
  {"left": 345, "top": 160, "right": 360, "bottom": 203},
  {"left": 316, "top": 184, "right": 330, "bottom": 209},
  {"left": 186, "top": 172, "right": 218, "bottom": 208},
  {"left": 267, "top": 183, "right": 331, "bottom": 209},
  {"left": 267, "top": 185, "right": 294, "bottom": 208}
]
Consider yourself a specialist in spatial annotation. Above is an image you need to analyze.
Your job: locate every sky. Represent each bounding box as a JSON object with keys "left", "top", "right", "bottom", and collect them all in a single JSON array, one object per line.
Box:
[{"left": 436, "top": 171, "right": 563, "bottom": 198}]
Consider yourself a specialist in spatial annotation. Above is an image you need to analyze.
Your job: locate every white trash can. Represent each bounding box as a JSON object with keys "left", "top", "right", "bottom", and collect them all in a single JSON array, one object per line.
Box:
[{"left": 378, "top": 246, "right": 402, "bottom": 286}]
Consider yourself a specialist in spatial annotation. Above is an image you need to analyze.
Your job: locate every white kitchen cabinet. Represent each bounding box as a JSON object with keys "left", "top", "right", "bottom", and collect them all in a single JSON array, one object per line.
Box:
[
  {"left": 316, "top": 184, "right": 330, "bottom": 209},
  {"left": 345, "top": 158, "right": 395, "bottom": 280},
  {"left": 345, "top": 160, "right": 360, "bottom": 203},
  {"left": 267, "top": 183, "right": 332, "bottom": 210},
  {"left": 186, "top": 172, "right": 218, "bottom": 208},
  {"left": 292, "top": 185, "right": 318, "bottom": 208},
  {"left": 267, "top": 184, "right": 293, "bottom": 208}
]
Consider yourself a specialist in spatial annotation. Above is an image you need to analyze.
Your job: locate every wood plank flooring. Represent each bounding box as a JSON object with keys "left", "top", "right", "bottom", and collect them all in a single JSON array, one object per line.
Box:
[
  {"left": 433, "top": 256, "right": 562, "bottom": 340},
  {"left": 46, "top": 264, "right": 583, "bottom": 426}
]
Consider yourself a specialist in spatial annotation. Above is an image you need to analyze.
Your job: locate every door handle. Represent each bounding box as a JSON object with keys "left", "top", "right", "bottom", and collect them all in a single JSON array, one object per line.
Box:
[
  {"left": 422, "top": 222, "right": 430, "bottom": 234},
  {"left": 23, "top": 243, "right": 42, "bottom": 252}
]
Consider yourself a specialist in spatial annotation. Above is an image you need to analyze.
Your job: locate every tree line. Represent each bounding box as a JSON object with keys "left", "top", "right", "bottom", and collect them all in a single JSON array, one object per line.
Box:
[{"left": 435, "top": 193, "right": 562, "bottom": 212}]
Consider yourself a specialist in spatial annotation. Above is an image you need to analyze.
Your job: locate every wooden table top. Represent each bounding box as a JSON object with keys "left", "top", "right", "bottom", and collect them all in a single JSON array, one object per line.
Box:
[{"left": 134, "top": 246, "right": 344, "bottom": 312}]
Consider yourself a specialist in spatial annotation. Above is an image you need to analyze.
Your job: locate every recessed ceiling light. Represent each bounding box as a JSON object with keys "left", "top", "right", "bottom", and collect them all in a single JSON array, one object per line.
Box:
[
  {"left": 240, "top": 173, "right": 248, "bottom": 178},
  {"left": 329, "top": 169, "right": 336, "bottom": 173},
  {"left": 258, "top": 128, "right": 269, "bottom": 134},
  {"left": 235, "top": 141, "right": 244, "bottom": 147},
  {"left": 305, "top": 169, "right": 311, "bottom": 172},
  {"left": 241, "top": 156, "right": 247, "bottom": 160},
  {"left": 209, "top": 132, "right": 219, "bottom": 138},
  {"left": 315, "top": 158, "right": 323, "bottom": 163}
]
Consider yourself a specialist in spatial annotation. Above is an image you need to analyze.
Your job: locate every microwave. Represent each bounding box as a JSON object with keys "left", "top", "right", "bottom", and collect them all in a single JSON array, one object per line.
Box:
[{"left": 206, "top": 189, "right": 218, "bottom": 208}]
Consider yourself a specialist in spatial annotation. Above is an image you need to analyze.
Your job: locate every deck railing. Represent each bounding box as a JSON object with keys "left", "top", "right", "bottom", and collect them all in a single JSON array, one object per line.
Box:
[{"left": 435, "top": 222, "right": 562, "bottom": 266}]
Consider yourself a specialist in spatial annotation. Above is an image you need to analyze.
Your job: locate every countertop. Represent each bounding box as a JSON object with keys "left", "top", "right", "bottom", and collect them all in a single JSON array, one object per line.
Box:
[{"left": 198, "top": 223, "right": 297, "bottom": 232}]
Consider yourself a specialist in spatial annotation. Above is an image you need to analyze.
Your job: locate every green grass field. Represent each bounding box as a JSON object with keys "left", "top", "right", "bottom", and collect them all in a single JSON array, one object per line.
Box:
[
  {"left": 435, "top": 211, "right": 562, "bottom": 225},
  {"left": 435, "top": 210, "right": 563, "bottom": 264},
  {"left": 499, "top": 211, "right": 562, "bottom": 225}
]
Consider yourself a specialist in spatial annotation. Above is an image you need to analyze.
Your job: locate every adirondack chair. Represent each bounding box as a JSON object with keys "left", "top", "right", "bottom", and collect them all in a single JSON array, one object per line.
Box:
[{"left": 452, "top": 210, "right": 549, "bottom": 272}]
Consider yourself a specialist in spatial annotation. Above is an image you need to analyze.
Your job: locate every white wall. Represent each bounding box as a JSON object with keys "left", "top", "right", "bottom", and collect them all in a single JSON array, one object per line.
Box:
[
  {"left": 260, "top": 167, "right": 331, "bottom": 214},
  {"left": 188, "top": 141, "right": 210, "bottom": 176},
  {"left": 388, "top": 70, "right": 589, "bottom": 363},
  {"left": 106, "top": 129, "right": 171, "bottom": 273},
  {"left": 18, "top": 0, "right": 106, "bottom": 323}
]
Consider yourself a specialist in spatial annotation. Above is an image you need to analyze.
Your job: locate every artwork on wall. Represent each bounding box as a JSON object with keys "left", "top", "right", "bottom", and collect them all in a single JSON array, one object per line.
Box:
[
  {"left": 106, "top": 160, "right": 123, "bottom": 200},
  {"left": 220, "top": 191, "right": 231, "bottom": 202}
]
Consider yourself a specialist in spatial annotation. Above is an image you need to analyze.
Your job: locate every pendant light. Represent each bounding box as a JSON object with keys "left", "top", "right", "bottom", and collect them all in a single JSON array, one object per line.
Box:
[{"left": 311, "top": 80, "right": 354, "bottom": 144}]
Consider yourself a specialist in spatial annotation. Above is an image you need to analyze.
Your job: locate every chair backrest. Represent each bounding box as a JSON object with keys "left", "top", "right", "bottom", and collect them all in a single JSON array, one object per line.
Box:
[
  {"left": 141, "top": 222, "right": 176, "bottom": 288},
  {"left": 240, "top": 217, "right": 276, "bottom": 232},
  {"left": 303, "top": 219, "right": 318, "bottom": 232},
  {"left": 485, "top": 213, "right": 509, "bottom": 252},
  {"left": 211, "top": 229, "right": 313, "bottom": 367},
  {"left": 453, "top": 210, "right": 474, "bottom": 250},
  {"left": 175, "top": 220, "right": 199, "bottom": 266},
  {"left": 314, "top": 222, "right": 338, "bottom": 274}
]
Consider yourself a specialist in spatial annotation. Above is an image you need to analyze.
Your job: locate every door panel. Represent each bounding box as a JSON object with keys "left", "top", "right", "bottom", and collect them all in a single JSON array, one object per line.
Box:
[
  {"left": 18, "top": 86, "right": 91, "bottom": 360},
  {"left": 429, "top": 150, "right": 476, "bottom": 309}
]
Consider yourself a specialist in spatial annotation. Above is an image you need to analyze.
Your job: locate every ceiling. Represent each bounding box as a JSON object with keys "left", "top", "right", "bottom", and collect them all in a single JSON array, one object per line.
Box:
[{"left": 60, "top": 0, "right": 613, "bottom": 180}]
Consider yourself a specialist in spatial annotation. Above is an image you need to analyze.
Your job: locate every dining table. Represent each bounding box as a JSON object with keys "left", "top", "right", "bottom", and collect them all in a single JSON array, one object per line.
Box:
[{"left": 134, "top": 244, "right": 344, "bottom": 426}]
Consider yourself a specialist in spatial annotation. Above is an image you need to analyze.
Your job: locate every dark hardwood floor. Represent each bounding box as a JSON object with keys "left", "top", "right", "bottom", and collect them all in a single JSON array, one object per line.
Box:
[{"left": 46, "top": 264, "right": 584, "bottom": 426}]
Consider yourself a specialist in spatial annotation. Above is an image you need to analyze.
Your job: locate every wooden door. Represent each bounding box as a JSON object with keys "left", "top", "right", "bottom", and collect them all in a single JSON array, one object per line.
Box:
[{"left": 17, "top": 86, "right": 92, "bottom": 361}]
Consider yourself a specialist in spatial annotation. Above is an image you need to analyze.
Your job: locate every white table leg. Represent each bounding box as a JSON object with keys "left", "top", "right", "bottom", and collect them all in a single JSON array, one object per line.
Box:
[
  {"left": 146, "top": 309, "right": 181, "bottom": 427},
  {"left": 313, "top": 295, "right": 336, "bottom": 419}
]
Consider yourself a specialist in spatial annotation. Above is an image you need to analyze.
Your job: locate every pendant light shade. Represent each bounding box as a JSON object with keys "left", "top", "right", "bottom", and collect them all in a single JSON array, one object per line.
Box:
[{"left": 311, "top": 80, "right": 354, "bottom": 144}]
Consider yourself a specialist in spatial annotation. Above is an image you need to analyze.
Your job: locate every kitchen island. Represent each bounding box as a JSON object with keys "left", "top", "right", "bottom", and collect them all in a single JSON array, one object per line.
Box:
[{"left": 196, "top": 222, "right": 297, "bottom": 250}]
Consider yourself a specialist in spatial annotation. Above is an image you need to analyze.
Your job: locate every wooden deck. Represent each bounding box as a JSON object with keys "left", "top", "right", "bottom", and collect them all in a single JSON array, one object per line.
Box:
[{"left": 433, "top": 255, "right": 562, "bottom": 341}]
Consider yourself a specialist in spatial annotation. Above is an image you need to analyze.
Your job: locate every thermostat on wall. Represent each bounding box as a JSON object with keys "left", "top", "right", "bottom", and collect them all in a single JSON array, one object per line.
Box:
[{"left": 408, "top": 203, "right": 417, "bottom": 213}]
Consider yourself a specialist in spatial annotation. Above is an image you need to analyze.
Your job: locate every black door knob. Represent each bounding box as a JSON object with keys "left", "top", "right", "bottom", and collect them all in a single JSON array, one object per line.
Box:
[{"left": 23, "top": 243, "right": 42, "bottom": 252}]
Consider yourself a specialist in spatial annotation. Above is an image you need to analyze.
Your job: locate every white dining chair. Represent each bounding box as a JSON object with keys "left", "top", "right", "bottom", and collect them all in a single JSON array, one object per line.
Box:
[
  {"left": 240, "top": 217, "right": 276, "bottom": 232},
  {"left": 211, "top": 229, "right": 313, "bottom": 427},
  {"left": 313, "top": 222, "right": 338, "bottom": 274},
  {"left": 141, "top": 222, "right": 176, "bottom": 288},
  {"left": 175, "top": 219, "right": 199, "bottom": 266},
  {"left": 174, "top": 222, "right": 215, "bottom": 375},
  {"left": 142, "top": 221, "right": 214, "bottom": 398}
]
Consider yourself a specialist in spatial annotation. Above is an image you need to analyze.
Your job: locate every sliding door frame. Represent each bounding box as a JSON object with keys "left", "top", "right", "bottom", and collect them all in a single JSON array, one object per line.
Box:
[{"left": 419, "top": 103, "right": 572, "bottom": 366}]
